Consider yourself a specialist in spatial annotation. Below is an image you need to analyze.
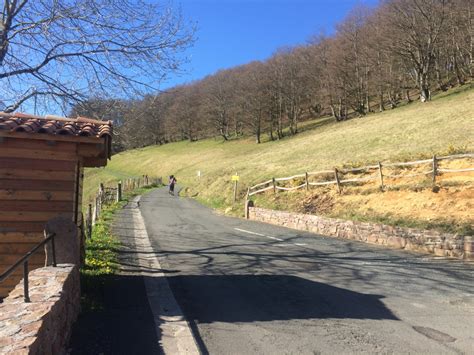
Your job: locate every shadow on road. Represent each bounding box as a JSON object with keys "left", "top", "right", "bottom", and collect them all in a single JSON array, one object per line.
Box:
[
  {"left": 68, "top": 274, "right": 161, "bottom": 355},
  {"left": 164, "top": 274, "right": 398, "bottom": 323},
  {"left": 69, "top": 272, "right": 397, "bottom": 354}
]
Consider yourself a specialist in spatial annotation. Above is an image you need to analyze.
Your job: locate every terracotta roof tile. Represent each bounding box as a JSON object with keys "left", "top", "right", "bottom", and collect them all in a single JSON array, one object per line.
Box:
[{"left": 0, "top": 112, "right": 112, "bottom": 139}]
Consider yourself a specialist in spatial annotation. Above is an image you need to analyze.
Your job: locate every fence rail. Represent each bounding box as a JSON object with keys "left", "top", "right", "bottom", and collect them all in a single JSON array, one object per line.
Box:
[
  {"left": 247, "top": 153, "right": 474, "bottom": 198},
  {"left": 84, "top": 175, "right": 162, "bottom": 238}
]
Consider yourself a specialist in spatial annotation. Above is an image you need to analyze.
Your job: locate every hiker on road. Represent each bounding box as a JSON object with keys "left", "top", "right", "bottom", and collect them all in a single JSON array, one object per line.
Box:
[{"left": 169, "top": 175, "right": 177, "bottom": 195}]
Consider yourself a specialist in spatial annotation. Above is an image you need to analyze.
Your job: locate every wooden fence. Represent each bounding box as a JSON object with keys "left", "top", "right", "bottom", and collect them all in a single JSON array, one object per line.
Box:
[
  {"left": 247, "top": 153, "right": 474, "bottom": 198},
  {"left": 84, "top": 175, "right": 162, "bottom": 238}
]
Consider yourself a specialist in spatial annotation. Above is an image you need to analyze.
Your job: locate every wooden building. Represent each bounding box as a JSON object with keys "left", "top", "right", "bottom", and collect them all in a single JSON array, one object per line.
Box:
[{"left": 0, "top": 112, "right": 112, "bottom": 298}]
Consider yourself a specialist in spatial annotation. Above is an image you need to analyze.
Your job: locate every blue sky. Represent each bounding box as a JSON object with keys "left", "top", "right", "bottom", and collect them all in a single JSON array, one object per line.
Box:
[{"left": 162, "top": 0, "right": 379, "bottom": 89}]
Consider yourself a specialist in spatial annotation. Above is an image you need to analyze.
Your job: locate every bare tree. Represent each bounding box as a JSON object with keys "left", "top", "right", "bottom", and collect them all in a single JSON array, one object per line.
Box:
[
  {"left": 0, "top": 0, "right": 195, "bottom": 113},
  {"left": 202, "top": 70, "right": 237, "bottom": 141},
  {"left": 84, "top": 0, "right": 473, "bottom": 150},
  {"left": 383, "top": 0, "right": 449, "bottom": 102}
]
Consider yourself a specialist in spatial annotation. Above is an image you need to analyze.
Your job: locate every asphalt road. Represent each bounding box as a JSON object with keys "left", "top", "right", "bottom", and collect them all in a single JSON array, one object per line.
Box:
[{"left": 137, "top": 187, "right": 474, "bottom": 354}]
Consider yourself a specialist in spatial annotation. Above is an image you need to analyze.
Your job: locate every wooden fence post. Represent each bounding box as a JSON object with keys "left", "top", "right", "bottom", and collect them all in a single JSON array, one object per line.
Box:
[
  {"left": 305, "top": 172, "right": 309, "bottom": 191},
  {"left": 245, "top": 199, "right": 253, "bottom": 220},
  {"left": 378, "top": 162, "right": 384, "bottom": 190},
  {"left": 233, "top": 179, "right": 238, "bottom": 203},
  {"left": 244, "top": 188, "right": 250, "bottom": 219},
  {"left": 334, "top": 168, "right": 342, "bottom": 194},
  {"left": 87, "top": 203, "right": 92, "bottom": 238},
  {"left": 117, "top": 181, "right": 122, "bottom": 202},
  {"left": 98, "top": 194, "right": 102, "bottom": 219},
  {"left": 432, "top": 155, "right": 438, "bottom": 185},
  {"left": 272, "top": 178, "right": 276, "bottom": 194},
  {"left": 92, "top": 197, "right": 98, "bottom": 224}
]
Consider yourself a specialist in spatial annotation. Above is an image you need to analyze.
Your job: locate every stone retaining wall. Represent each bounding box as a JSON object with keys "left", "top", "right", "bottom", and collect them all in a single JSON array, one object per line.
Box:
[
  {"left": 249, "top": 207, "right": 473, "bottom": 260},
  {"left": 0, "top": 264, "right": 80, "bottom": 354}
]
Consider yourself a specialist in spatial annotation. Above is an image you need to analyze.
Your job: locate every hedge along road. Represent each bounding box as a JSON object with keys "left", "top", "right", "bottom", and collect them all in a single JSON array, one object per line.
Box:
[{"left": 138, "top": 187, "right": 473, "bottom": 354}]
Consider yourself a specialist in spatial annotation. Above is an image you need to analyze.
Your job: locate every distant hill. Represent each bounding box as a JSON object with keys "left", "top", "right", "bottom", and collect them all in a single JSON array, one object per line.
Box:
[{"left": 84, "top": 84, "right": 474, "bottom": 233}]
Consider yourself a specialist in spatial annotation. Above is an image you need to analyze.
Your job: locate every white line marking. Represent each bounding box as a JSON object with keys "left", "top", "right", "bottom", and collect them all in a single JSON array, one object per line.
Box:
[
  {"left": 132, "top": 196, "right": 199, "bottom": 354},
  {"left": 267, "top": 236, "right": 284, "bottom": 241},
  {"left": 234, "top": 227, "right": 266, "bottom": 237},
  {"left": 234, "top": 227, "right": 305, "bottom": 247}
]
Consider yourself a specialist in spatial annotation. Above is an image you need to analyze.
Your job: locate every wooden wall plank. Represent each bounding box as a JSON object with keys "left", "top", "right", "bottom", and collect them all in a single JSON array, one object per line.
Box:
[
  {"left": 0, "top": 253, "right": 44, "bottom": 265},
  {"left": 0, "top": 222, "right": 45, "bottom": 233},
  {"left": 0, "top": 137, "right": 77, "bottom": 152},
  {"left": 0, "top": 243, "right": 44, "bottom": 254},
  {"left": 77, "top": 143, "right": 104, "bottom": 157},
  {"left": 0, "top": 232, "right": 43, "bottom": 243},
  {"left": 0, "top": 211, "right": 73, "bottom": 222},
  {"left": 0, "top": 158, "right": 76, "bottom": 171},
  {"left": 0, "top": 179, "right": 75, "bottom": 191},
  {"left": 0, "top": 262, "right": 43, "bottom": 271},
  {"left": 0, "top": 130, "right": 103, "bottom": 144},
  {"left": 0, "top": 278, "right": 25, "bottom": 288},
  {"left": 0, "top": 201, "right": 73, "bottom": 212},
  {"left": 0, "top": 147, "right": 78, "bottom": 161},
  {"left": 0, "top": 168, "right": 76, "bottom": 181},
  {"left": 0, "top": 190, "right": 74, "bottom": 201}
]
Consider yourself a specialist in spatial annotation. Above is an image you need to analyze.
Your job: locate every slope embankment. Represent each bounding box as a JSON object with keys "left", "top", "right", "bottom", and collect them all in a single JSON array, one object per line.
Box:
[{"left": 84, "top": 85, "right": 474, "bottom": 235}]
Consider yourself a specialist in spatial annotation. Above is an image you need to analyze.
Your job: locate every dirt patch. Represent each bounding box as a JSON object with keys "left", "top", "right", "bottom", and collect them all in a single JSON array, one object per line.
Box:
[
  {"left": 299, "top": 191, "right": 335, "bottom": 215},
  {"left": 273, "top": 161, "right": 474, "bottom": 234},
  {"left": 252, "top": 158, "right": 473, "bottom": 235},
  {"left": 334, "top": 185, "right": 474, "bottom": 224}
]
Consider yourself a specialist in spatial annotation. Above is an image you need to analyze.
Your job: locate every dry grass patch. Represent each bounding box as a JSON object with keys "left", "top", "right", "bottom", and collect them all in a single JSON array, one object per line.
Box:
[{"left": 83, "top": 84, "right": 474, "bottom": 233}]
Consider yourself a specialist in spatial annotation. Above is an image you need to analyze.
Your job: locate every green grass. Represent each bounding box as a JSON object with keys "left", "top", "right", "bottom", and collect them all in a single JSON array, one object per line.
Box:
[
  {"left": 80, "top": 200, "right": 122, "bottom": 311},
  {"left": 82, "top": 202, "right": 123, "bottom": 277},
  {"left": 80, "top": 184, "right": 160, "bottom": 311},
  {"left": 84, "top": 84, "right": 474, "bottom": 213}
]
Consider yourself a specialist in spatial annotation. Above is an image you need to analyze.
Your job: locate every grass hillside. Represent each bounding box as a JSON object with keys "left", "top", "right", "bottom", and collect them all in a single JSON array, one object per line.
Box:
[{"left": 84, "top": 85, "right": 474, "bottom": 233}]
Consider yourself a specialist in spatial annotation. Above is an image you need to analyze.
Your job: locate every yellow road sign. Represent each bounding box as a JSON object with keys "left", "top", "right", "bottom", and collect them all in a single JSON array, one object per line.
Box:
[{"left": 231, "top": 175, "right": 240, "bottom": 181}]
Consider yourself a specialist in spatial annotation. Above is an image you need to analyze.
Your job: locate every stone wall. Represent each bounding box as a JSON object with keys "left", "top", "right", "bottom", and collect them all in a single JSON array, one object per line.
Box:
[
  {"left": 0, "top": 264, "right": 80, "bottom": 354},
  {"left": 249, "top": 207, "right": 473, "bottom": 260}
]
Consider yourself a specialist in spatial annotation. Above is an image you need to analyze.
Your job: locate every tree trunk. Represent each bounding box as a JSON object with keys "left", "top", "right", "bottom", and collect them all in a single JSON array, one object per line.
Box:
[
  {"left": 419, "top": 74, "right": 431, "bottom": 102},
  {"left": 405, "top": 89, "right": 412, "bottom": 103},
  {"left": 220, "top": 128, "right": 228, "bottom": 141},
  {"left": 379, "top": 90, "right": 384, "bottom": 112},
  {"left": 269, "top": 114, "right": 274, "bottom": 141},
  {"left": 277, "top": 95, "right": 283, "bottom": 139},
  {"left": 338, "top": 99, "right": 343, "bottom": 121},
  {"left": 330, "top": 104, "right": 339, "bottom": 121},
  {"left": 365, "top": 66, "right": 370, "bottom": 114},
  {"left": 292, "top": 106, "right": 299, "bottom": 134},
  {"left": 255, "top": 125, "right": 261, "bottom": 144},
  {"left": 388, "top": 91, "right": 397, "bottom": 109},
  {"left": 469, "top": 4, "right": 474, "bottom": 78},
  {"left": 434, "top": 52, "right": 444, "bottom": 91}
]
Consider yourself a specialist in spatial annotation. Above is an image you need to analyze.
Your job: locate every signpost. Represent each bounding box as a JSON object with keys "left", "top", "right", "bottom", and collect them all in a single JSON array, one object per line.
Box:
[{"left": 232, "top": 174, "right": 239, "bottom": 203}]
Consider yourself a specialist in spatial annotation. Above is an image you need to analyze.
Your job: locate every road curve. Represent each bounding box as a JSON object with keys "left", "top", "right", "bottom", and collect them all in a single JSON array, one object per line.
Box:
[{"left": 139, "top": 188, "right": 474, "bottom": 354}]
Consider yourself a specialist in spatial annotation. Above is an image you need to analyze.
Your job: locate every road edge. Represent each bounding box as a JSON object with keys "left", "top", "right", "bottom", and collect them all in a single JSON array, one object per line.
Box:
[{"left": 131, "top": 195, "right": 200, "bottom": 354}]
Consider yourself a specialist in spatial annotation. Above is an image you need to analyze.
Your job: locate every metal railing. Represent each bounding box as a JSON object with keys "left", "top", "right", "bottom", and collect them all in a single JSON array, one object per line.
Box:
[{"left": 0, "top": 233, "right": 56, "bottom": 302}]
